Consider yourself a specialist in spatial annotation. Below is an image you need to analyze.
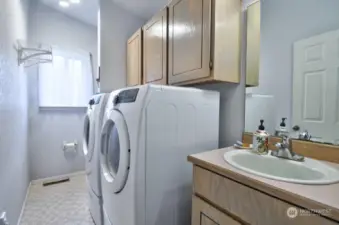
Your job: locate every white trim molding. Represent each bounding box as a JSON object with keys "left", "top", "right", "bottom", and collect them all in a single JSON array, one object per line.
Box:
[
  {"left": 17, "top": 182, "right": 31, "bottom": 225},
  {"left": 31, "top": 171, "right": 86, "bottom": 185}
]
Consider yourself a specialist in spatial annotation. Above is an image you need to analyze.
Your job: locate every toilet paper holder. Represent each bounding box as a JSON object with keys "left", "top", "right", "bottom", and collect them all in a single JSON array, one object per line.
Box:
[{"left": 62, "top": 140, "right": 78, "bottom": 151}]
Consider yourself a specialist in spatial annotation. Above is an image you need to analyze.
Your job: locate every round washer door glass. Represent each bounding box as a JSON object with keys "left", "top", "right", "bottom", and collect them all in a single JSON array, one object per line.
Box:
[
  {"left": 83, "top": 114, "right": 95, "bottom": 161},
  {"left": 107, "top": 124, "right": 120, "bottom": 177},
  {"left": 101, "top": 110, "right": 130, "bottom": 193},
  {"left": 83, "top": 115, "right": 90, "bottom": 154}
]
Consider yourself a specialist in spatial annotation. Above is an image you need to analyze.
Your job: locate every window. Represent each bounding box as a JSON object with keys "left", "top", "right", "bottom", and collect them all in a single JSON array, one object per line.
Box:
[{"left": 38, "top": 48, "right": 94, "bottom": 107}]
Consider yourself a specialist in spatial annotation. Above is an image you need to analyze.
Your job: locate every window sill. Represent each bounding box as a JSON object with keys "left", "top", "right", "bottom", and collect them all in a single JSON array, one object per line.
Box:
[{"left": 39, "top": 106, "right": 88, "bottom": 112}]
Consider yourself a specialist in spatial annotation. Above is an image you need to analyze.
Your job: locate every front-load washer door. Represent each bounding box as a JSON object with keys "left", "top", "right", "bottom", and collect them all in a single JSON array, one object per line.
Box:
[
  {"left": 101, "top": 110, "right": 130, "bottom": 193},
  {"left": 83, "top": 113, "right": 95, "bottom": 162}
]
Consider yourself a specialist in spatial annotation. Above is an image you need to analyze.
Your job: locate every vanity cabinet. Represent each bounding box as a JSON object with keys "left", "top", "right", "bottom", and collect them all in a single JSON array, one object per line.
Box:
[
  {"left": 127, "top": 29, "right": 143, "bottom": 87},
  {"left": 168, "top": 0, "right": 241, "bottom": 85},
  {"left": 143, "top": 8, "right": 168, "bottom": 85},
  {"left": 189, "top": 151, "right": 339, "bottom": 225},
  {"left": 246, "top": 1, "right": 260, "bottom": 87},
  {"left": 192, "top": 195, "right": 242, "bottom": 225}
]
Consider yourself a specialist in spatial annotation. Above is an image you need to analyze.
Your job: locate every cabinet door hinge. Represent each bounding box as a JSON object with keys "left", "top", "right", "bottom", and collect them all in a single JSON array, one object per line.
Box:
[{"left": 209, "top": 61, "right": 213, "bottom": 70}]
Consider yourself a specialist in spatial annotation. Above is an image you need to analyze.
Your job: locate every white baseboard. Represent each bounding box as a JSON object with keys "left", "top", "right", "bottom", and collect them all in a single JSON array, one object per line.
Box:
[
  {"left": 31, "top": 171, "right": 86, "bottom": 185},
  {"left": 17, "top": 181, "right": 31, "bottom": 225}
]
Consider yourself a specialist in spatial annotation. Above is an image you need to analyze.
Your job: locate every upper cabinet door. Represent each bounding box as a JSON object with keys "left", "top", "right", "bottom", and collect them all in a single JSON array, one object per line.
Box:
[
  {"left": 246, "top": 1, "right": 261, "bottom": 87},
  {"left": 168, "top": 0, "right": 212, "bottom": 84},
  {"left": 143, "top": 8, "right": 168, "bottom": 85},
  {"left": 127, "top": 29, "right": 143, "bottom": 87}
]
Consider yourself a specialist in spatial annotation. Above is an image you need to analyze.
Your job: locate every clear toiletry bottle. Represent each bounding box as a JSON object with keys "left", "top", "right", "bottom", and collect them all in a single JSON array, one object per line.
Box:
[
  {"left": 253, "top": 119, "right": 269, "bottom": 154},
  {"left": 275, "top": 118, "right": 289, "bottom": 137}
]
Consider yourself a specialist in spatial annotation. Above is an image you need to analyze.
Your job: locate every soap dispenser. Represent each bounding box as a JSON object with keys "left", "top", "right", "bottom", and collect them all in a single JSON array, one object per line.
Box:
[
  {"left": 275, "top": 118, "right": 289, "bottom": 137},
  {"left": 253, "top": 119, "right": 269, "bottom": 154}
]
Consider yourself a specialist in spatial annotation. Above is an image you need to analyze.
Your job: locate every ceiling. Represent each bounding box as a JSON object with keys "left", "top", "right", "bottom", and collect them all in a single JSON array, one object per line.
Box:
[
  {"left": 41, "top": 0, "right": 256, "bottom": 27},
  {"left": 111, "top": 0, "right": 169, "bottom": 20},
  {"left": 39, "top": 0, "right": 98, "bottom": 26},
  {"left": 38, "top": 0, "right": 167, "bottom": 27}
]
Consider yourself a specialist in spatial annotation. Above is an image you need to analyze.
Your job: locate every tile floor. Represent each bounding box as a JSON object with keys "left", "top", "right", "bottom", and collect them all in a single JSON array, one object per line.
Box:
[{"left": 20, "top": 174, "right": 94, "bottom": 225}]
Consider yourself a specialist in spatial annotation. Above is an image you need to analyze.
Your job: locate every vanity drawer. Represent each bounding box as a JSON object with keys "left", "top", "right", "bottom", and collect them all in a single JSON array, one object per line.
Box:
[
  {"left": 192, "top": 195, "right": 242, "bottom": 225},
  {"left": 193, "top": 166, "right": 337, "bottom": 225}
]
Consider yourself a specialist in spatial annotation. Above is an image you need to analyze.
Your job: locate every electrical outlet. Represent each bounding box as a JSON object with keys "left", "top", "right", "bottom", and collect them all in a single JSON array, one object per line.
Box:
[{"left": 0, "top": 212, "right": 9, "bottom": 225}]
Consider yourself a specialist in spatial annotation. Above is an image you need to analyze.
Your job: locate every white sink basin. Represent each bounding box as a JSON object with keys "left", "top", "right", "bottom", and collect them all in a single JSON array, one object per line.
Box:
[{"left": 224, "top": 150, "right": 339, "bottom": 185}]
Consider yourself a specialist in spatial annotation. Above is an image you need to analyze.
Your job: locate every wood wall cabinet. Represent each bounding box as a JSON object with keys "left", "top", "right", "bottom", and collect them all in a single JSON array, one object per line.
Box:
[
  {"left": 168, "top": 0, "right": 241, "bottom": 85},
  {"left": 127, "top": 29, "right": 143, "bottom": 87},
  {"left": 143, "top": 8, "right": 168, "bottom": 85},
  {"left": 246, "top": 1, "right": 261, "bottom": 87}
]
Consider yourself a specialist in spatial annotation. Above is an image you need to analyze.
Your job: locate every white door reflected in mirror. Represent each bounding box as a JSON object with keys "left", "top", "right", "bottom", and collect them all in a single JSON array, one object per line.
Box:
[{"left": 293, "top": 29, "right": 339, "bottom": 143}]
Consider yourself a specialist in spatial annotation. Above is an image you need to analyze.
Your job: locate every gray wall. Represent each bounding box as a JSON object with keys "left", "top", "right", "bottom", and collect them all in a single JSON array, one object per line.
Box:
[
  {"left": 100, "top": 0, "right": 146, "bottom": 92},
  {"left": 249, "top": 0, "right": 339, "bottom": 129},
  {"left": 0, "top": 0, "right": 30, "bottom": 224},
  {"left": 27, "top": 1, "right": 97, "bottom": 180}
]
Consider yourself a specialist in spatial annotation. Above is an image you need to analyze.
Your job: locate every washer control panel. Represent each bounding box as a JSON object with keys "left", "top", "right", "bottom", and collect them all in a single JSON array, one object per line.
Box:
[{"left": 114, "top": 88, "right": 139, "bottom": 105}]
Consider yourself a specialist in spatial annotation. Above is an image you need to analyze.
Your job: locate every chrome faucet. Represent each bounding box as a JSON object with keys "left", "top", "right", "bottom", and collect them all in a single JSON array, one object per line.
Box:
[
  {"left": 292, "top": 125, "right": 312, "bottom": 141},
  {"left": 271, "top": 136, "right": 304, "bottom": 162},
  {"left": 299, "top": 130, "right": 312, "bottom": 141}
]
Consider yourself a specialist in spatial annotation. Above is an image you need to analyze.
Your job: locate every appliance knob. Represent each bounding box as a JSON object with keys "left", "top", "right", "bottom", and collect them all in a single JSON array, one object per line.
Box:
[
  {"left": 113, "top": 95, "right": 119, "bottom": 105},
  {"left": 89, "top": 99, "right": 95, "bottom": 106}
]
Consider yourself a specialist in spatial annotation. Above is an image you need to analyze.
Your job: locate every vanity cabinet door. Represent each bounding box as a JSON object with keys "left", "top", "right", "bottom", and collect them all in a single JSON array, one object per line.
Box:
[
  {"left": 246, "top": 1, "right": 260, "bottom": 87},
  {"left": 143, "top": 8, "right": 168, "bottom": 85},
  {"left": 127, "top": 29, "right": 143, "bottom": 87},
  {"left": 192, "top": 195, "right": 242, "bottom": 225},
  {"left": 168, "top": 0, "right": 212, "bottom": 84}
]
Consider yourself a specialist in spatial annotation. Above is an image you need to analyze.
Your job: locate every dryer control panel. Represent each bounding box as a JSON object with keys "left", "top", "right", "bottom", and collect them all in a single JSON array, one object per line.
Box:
[
  {"left": 114, "top": 88, "right": 139, "bottom": 105},
  {"left": 88, "top": 94, "right": 102, "bottom": 106}
]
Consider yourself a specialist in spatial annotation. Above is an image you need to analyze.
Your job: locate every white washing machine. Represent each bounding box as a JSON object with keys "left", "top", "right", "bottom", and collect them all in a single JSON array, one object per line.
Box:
[
  {"left": 83, "top": 93, "right": 109, "bottom": 225},
  {"left": 100, "top": 85, "right": 220, "bottom": 225}
]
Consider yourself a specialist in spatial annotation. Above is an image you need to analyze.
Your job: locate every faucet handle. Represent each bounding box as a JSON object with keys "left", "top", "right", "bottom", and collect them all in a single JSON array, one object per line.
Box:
[
  {"left": 299, "top": 130, "right": 312, "bottom": 140},
  {"left": 275, "top": 142, "right": 282, "bottom": 149},
  {"left": 276, "top": 135, "right": 290, "bottom": 149}
]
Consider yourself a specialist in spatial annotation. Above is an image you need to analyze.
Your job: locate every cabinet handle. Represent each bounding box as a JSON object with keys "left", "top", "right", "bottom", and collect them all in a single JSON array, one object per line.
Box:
[{"left": 209, "top": 0, "right": 214, "bottom": 71}]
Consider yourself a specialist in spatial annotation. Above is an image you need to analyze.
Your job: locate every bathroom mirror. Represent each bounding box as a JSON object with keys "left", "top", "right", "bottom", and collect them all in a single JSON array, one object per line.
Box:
[{"left": 244, "top": 0, "right": 339, "bottom": 144}]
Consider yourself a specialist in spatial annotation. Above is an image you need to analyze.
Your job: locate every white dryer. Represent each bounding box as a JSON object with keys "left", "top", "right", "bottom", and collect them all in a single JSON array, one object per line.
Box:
[
  {"left": 83, "top": 93, "right": 109, "bottom": 225},
  {"left": 100, "top": 85, "right": 220, "bottom": 225}
]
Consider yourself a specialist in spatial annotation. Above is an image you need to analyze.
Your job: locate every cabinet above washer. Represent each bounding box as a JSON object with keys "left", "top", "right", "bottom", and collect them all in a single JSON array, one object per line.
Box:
[
  {"left": 168, "top": 0, "right": 241, "bottom": 85},
  {"left": 127, "top": 29, "right": 143, "bottom": 87},
  {"left": 143, "top": 7, "right": 168, "bottom": 85}
]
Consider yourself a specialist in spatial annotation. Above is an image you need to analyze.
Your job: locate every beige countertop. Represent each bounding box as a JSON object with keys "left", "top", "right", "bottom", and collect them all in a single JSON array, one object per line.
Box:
[{"left": 188, "top": 147, "right": 339, "bottom": 222}]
